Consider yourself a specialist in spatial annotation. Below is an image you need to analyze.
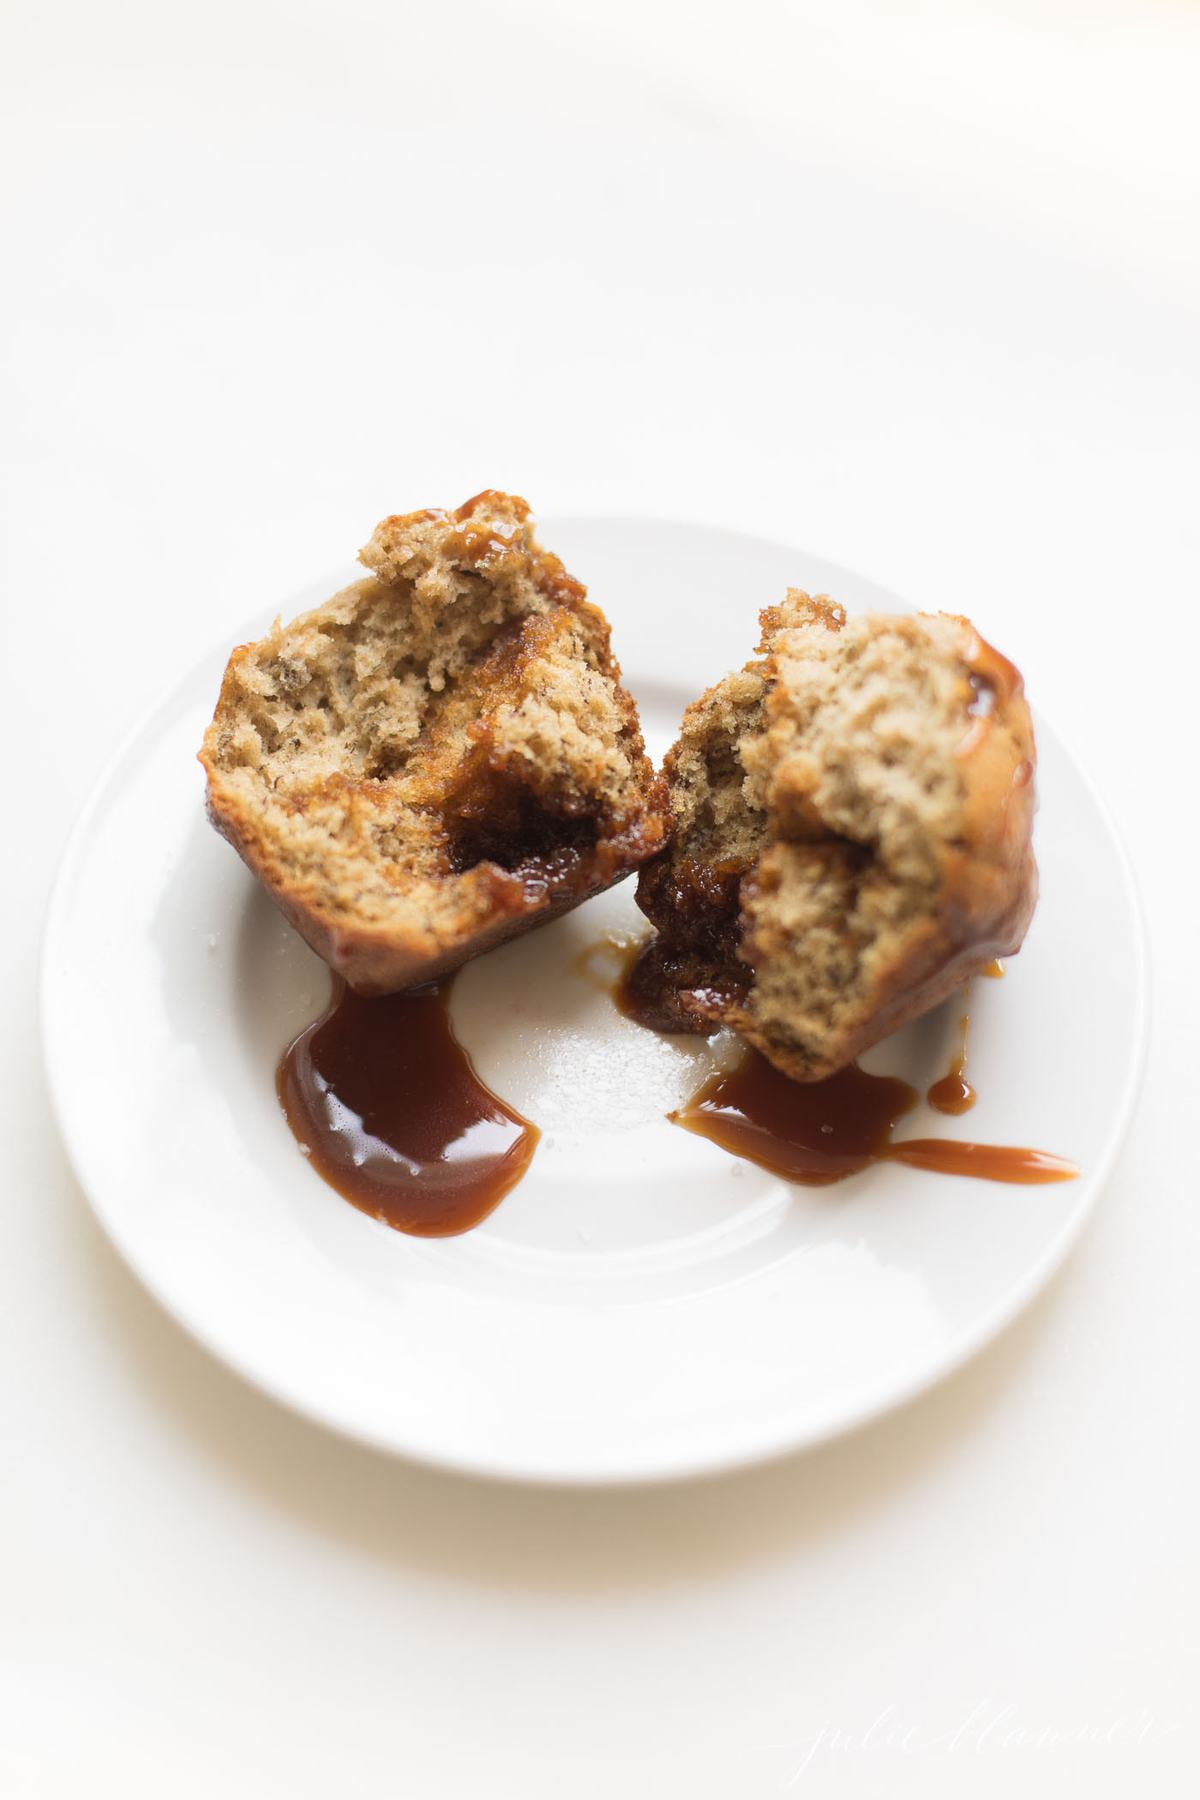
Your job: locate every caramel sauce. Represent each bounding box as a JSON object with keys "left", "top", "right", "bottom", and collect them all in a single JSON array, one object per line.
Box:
[
  {"left": 967, "top": 630, "right": 1024, "bottom": 706},
  {"left": 957, "top": 630, "right": 1027, "bottom": 758},
  {"left": 982, "top": 958, "right": 1005, "bottom": 979},
  {"left": 927, "top": 1013, "right": 976, "bottom": 1115},
  {"left": 614, "top": 928, "right": 741, "bottom": 1035},
  {"left": 577, "top": 930, "right": 742, "bottom": 1037},
  {"left": 673, "top": 1059, "right": 919, "bottom": 1185},
  {"left": 619, "top": 846, "right": 753, "bottom": 1034},
  {"left": 576, "top": 933, "right": 1076, "bottom": 1187},
  {"left": 447, "top": 489, "right": 587, "bottom": 604},
  {"left": 672, "top": 1050, "right": 1077, "bottom": 1186},
  {"left": 613, "top": 934, "right": 677, "bottom": 1024},
  {"left": 884, "top": 1137, "right": 1077, "bottom": 1182},
  {"left": 278, "top": 979, "right": 539, "bottom": 1236}
]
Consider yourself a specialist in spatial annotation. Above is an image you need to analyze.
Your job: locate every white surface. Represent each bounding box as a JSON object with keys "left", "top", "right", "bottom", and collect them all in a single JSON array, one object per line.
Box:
[
  {"left": 42, "top": 521, "right": 1147, "bottom": 1484},
  {"left": 3, "top": 0, "right": 1197, "bottom": 1791}
]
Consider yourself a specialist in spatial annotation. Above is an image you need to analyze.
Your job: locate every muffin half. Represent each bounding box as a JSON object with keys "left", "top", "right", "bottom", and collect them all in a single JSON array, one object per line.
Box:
[
  {"left": 201, "top": 491, "right": 669, "bottom": 992},
  {"left": 630, "top": 593, "right": 1037, "bottom": 1079}
]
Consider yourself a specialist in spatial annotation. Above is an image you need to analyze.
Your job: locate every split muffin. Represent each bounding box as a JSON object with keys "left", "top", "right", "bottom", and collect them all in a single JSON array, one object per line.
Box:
[
  {"left": 201, "top": 491, "right": 669, "bottom": 992},
  {"left": 629, "top": 593, "right": 1037, "bottom": 1080}
]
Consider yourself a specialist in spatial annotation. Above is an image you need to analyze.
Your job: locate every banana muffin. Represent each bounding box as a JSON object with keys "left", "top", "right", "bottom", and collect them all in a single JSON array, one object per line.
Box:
[
  {"left": 201, "top": 491, "right": 669, "bottom": 992},
  {"left": 629, "top": 593, "right": 1037, "bottom": 1079}
]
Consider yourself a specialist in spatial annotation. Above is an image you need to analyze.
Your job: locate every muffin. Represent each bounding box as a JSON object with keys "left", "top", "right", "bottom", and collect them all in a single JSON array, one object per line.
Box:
[
  {"left": 629, "top": 592, "right": 1037, "bottom": 1079},
  {"left": 201, "top": 491, "right": 669, "bottom": 992}
]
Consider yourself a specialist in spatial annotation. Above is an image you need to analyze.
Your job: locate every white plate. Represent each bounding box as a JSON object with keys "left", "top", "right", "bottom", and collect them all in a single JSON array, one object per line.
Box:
[{"left": 41, "top": 519, "right": 1148, "bottom": 1485}]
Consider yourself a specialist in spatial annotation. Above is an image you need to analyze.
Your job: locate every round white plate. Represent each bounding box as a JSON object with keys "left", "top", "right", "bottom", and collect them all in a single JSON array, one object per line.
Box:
[{"left": 42, "top": 519, "right": 1148, "bottom": 1485}]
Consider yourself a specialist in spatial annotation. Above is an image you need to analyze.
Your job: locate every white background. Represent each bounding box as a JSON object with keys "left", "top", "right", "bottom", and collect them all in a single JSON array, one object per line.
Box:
[{"left": 3, "top": 1, "right": 1196, "bottom": 1793}]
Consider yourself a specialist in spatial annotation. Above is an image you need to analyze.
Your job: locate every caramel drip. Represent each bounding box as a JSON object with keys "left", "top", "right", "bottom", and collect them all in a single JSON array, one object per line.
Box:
[
  {"left": 927, "top": 1014, "right": 976, "bottom": 1115},
  {"left": 278, "top": 979, "right": 538, "bottom": 1236},
  {"left": 672, "top": 1050, "right": 1076, "bottom": 1187}
]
